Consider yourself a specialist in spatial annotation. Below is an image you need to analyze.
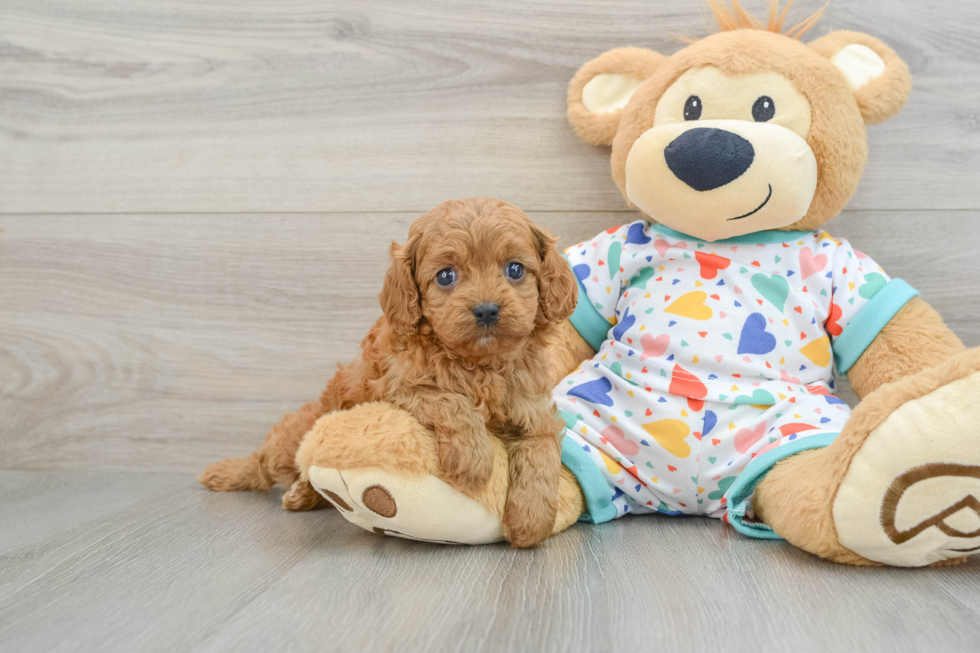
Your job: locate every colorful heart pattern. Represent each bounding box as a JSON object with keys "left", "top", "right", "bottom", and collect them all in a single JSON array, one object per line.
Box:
[
  {"left": 601, "top": 425, "right": 639, "bottom": 456},
  {"left": 642, "top": 419, "right": 691, "bottom": 458},
  {"left": 798, "top": 247, "right": 828, "bottom": 280},
  {"left": 737, "top": 313, "right": 776, "bottom": 355},
  {"left": 665, "top": 291, "right": 713, "bottom": 321},
  {"left": 640, "top": 333, "right": 670, "bottom": 360},
  {"left": 695, "top": 251, "right": 731, "bottom": 280},
  {"left": 751, "top": 273, "right": 789, "bottom": 312},
  {"left": 556, "top": 220, "right": 897, "bottom": 521}
]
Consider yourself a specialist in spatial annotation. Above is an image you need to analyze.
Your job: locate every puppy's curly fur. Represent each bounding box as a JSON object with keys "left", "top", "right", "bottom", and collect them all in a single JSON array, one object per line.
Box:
[{"left": 199, "top": 198, "right": 578, "bottom": 547}]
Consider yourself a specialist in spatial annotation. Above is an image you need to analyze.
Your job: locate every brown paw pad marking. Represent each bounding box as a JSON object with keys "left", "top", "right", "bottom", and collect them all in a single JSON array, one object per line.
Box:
[
  {"left": 881, "top": 463, "right": 980, "bottom": 545},
  {"left": 321, "top": 489, "right": 352, "bottom": 512},
  {"left": 362, "top": 485, "right": 397, "bottom": 518}
]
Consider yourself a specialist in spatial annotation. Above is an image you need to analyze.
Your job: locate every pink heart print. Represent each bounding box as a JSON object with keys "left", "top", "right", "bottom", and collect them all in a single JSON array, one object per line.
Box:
[
  {"left": 779, "top": 370, "right": 801, "bottom": 384},
  {"left": 734, "top": 423, "right": 767, "bottom": 453},
  {"left": 798, "top": 247, "right": 828, "bottom": 280},
  {"left": 640, "top": 333, "right": 670, "bottom": 360},
  {"left": 601, "top": 425, "right": 639, "bottom": 456},
  {"left": 654, "top": 239, "right": 687, "bottom": 258}
]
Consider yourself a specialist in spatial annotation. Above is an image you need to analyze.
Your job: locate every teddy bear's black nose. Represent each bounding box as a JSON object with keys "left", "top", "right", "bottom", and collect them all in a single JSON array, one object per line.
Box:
[{"left": 664, "top": 128, "right": 755, "bottom": 191}]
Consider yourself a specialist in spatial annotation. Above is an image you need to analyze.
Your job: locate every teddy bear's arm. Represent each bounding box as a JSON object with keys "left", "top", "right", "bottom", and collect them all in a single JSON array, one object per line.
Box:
[
  {"left": 545, "top": 320, "right": 597, "bottom": 386},
  {"left": 845, "top": 297, "right": 966, "bottom": 399}
]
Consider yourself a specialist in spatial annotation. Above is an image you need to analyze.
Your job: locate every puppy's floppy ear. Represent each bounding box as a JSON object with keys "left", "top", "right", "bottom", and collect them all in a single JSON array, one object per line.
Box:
[
  {"left": 380, "top": 238, "right": 422, "bottom": 337},
  {"left": 567, "top": 47, "right": 665, "bottom": 146},
  {"left": 532, "top": 225, "right": 578, "bottom": 325},
  {"left": 809, "top": 30, "right": 911, "bottom": 125}
]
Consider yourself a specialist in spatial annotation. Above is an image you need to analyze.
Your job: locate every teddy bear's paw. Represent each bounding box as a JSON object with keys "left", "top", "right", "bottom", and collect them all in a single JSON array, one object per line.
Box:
[
  {"left": 307, "top": 465, "right": 505, "bottom": 545},
  {"left": 834, "top": 369, "right": 980, "bottom": 567}
]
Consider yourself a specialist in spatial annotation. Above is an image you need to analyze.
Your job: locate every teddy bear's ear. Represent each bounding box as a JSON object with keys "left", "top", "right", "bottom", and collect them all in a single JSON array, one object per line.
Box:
[
  {"left": 808, "top": 30, "right": 912, "bottom": 125},
  {"left": 567, "top": 47, "right": 666, "bottom": 146}
]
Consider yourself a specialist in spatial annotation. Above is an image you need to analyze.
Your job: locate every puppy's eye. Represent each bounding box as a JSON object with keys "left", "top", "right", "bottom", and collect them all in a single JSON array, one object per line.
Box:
[
  {"left": 435, "top": 268, "right": 456, "bottom": 287},
  {"left": 684, "top": 95, "right": 702, "bottom": 121},
  {"left": 505, "top": 262, "right": 525, "bottom": 281},
  {"left": 752, "top": 96, "right": 775, "bottom": 122}
]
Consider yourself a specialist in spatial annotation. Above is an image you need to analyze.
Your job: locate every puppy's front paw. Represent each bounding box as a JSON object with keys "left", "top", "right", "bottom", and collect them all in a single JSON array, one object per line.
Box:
[
  {"left": 503, "top": 491, "right": 558, "bottom": 549},
  {"left": 437, "top": 432, "right": 495, "bottom": 493}
]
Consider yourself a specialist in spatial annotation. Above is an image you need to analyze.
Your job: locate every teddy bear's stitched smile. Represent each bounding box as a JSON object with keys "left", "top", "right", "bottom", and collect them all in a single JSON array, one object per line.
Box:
[{"left": 728, "top": 183, "right": 773, "bottom": 221}]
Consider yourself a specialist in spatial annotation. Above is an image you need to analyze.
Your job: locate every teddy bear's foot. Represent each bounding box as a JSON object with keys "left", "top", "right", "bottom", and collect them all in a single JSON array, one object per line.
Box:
[
  {"left": 306, "top": 466, "right": 505, "bottom": 544},
  {"left": 294, "top": 402, "right": 509, "bottom": 545},
  {"left": 294, "top": 402, "right": 586, "bottom": 546},
  {"left": 833, "top": 352, "right": 980, "bottom": 567}
]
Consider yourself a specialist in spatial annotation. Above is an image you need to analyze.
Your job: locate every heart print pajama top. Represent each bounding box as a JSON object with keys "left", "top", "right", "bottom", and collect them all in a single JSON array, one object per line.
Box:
[{"left": 554, "top": 221, "right": 920, "bottom": 539}]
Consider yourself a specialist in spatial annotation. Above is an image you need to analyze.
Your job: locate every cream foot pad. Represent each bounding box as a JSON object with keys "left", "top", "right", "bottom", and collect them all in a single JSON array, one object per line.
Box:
[
  {"left": 307, "top": 466, "right": 504, "bottom": 545},
  {"left": 834, "top": 371, "right": 980, "bottom": 566}
]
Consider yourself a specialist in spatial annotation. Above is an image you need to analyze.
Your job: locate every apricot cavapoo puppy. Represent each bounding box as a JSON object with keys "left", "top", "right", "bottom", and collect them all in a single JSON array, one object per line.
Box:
[{"left": 200, "top": 197, "right": 578, "bottom": 547}]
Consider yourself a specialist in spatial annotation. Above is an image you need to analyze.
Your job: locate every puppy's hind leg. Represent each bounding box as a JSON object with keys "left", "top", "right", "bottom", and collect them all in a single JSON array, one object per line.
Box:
[
  {"left": 198, "top": 453, "right": 270, "bottom": 492},
  {"left": 199, "top": 399, "right": 327, "bottom": 493}
]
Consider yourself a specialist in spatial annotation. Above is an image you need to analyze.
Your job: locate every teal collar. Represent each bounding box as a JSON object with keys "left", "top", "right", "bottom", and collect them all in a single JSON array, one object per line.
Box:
[{"left": 652, "top": 223, "right": 815, "bottom": 245}]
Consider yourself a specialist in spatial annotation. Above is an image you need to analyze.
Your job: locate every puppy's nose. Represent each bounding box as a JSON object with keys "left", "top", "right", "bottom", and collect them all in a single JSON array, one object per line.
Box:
[
  {"left": 664, "top": 127, "right": 755, "bottom": 191},
  {"left": 472, "top": 303, "right": 500, "bottom": 327}
]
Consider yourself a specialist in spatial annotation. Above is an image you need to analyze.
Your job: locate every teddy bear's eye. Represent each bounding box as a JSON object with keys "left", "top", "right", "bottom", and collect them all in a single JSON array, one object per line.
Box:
[
  {"left": 683, "top": 95, "right": 702, "bottom": 121},
  {"left": 752, "top": 96, "right": 776, "bottom": 122}
]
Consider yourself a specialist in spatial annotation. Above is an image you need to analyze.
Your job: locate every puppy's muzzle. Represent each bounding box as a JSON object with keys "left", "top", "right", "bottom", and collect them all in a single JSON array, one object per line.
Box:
[{"left": 472, "top": 302, "right": 500, "bottom": 327}]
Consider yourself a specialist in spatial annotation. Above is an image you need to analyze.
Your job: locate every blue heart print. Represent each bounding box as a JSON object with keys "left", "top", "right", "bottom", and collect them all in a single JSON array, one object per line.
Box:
[
  {"left": 567, "top": 377, "right": 615, "bottom": 407},
  {"left": 612, "top": 306, "right": 635, "bottom": 342},
  {"left": 573, "top": 264, "right": 590, "bottom": 282},
  {"left": 737, "top": 312, "right": 777, "bottom": 355},
  {"left": 625, "top": 222, "right": 652, "bottom": 245},
  {"left": 702, "top": 410, "right": 718, "bottom": 437}
]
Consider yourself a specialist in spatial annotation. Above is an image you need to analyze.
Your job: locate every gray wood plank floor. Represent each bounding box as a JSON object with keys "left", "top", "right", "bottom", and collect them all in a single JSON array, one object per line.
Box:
[
  {"left": 2, "top": 0, "right": 980, "bottom": 650},
  {"left": 1, "top": 471, "right": 978, "bottom": 653}
]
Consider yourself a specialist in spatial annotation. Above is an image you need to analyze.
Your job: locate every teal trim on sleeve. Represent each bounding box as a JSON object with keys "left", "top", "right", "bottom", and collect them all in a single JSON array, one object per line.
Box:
[
  {"left": 560, "top": 431, "right": 618, "bottom": 524},
  {"left": 565, "top": 256, "right": 611, "bottom": 352},
  {"left": 653, "top": 224, "right": 815, "bottom": 245},
  {"left": 726, "top": 432, "right": 839, "bottom": 539},
  {"left": 833, "top": 279, "right": 920, "bottom": 374}
]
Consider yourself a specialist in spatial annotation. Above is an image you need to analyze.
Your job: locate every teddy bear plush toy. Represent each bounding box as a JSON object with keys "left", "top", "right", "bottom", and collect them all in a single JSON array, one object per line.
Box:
[{"left": 289, "top": 1, "right": 980, "bottom": 566}]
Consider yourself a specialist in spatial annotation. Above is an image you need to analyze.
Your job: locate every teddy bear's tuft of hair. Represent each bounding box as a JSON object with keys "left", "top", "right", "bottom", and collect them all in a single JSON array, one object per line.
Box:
[{"left": 703, "top": 0, "right": 827, "bottom": 40}]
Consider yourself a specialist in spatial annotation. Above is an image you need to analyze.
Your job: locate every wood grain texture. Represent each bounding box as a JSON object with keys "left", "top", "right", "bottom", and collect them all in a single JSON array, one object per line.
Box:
[
  {"left": 0, "top": 471, "right": 977, "bottom": 653},
  {"left": 1, "top": 0, "right": 979, "bottom": 214},
  {"left": 2, "top": 210, "right": 979, "bottom": 472}
]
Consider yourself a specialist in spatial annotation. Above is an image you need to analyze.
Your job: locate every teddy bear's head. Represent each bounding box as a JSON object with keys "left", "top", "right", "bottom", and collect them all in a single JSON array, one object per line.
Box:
[{"left": 567, "top": 2, "right": 911, "bottom": 242}]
